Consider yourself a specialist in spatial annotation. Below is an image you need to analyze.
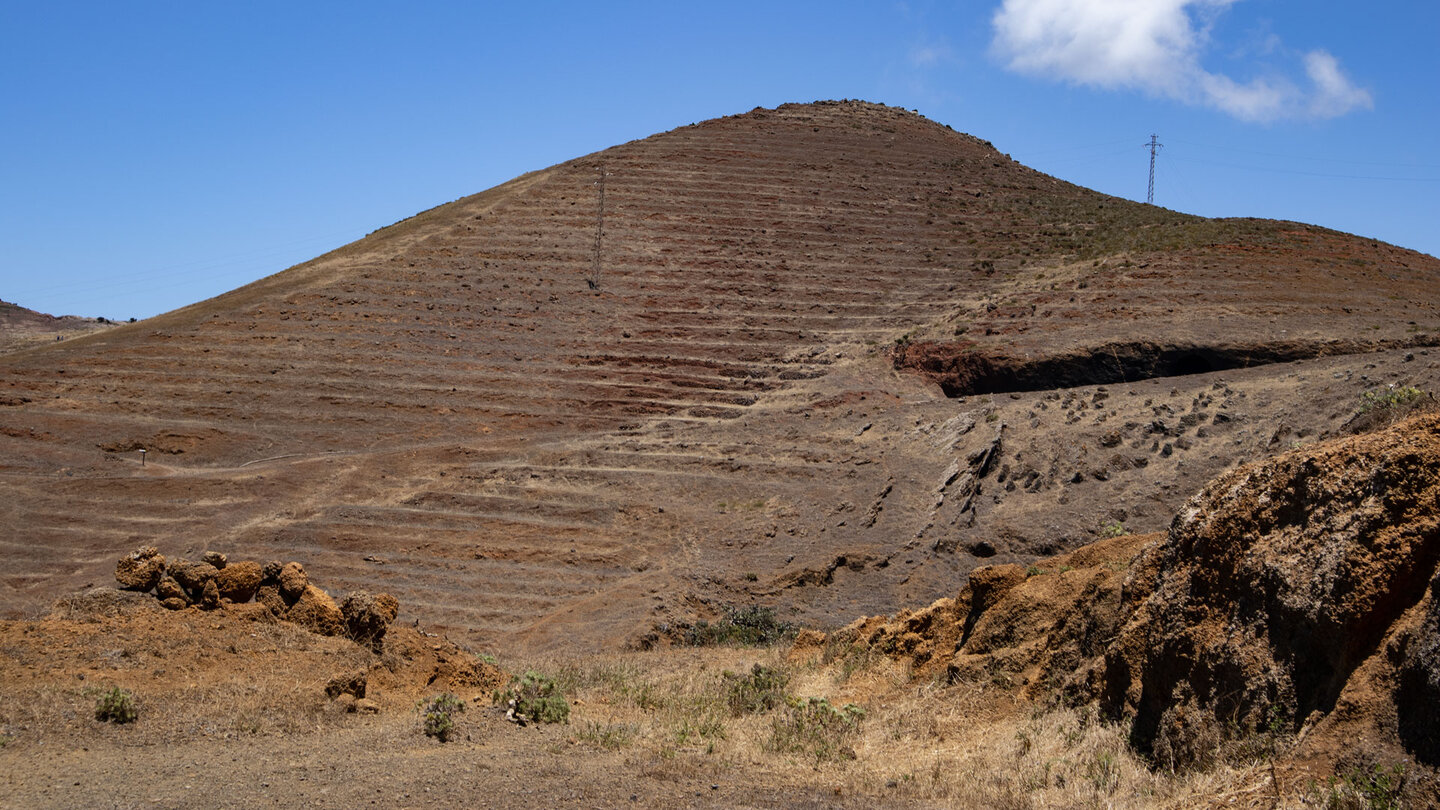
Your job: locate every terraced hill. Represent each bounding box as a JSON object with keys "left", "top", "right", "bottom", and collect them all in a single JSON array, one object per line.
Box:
[{"left": 3, "top": 100, "right": 1438, "bottom": 652}]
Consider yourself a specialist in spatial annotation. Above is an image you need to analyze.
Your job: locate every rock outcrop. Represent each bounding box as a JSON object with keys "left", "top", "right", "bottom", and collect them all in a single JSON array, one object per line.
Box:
[
  {"left": 110, "top": 546, "right": 399, "bottom": 650},
  {"left": 814, "top": 413, "right": 1440, "bottom": 782}
]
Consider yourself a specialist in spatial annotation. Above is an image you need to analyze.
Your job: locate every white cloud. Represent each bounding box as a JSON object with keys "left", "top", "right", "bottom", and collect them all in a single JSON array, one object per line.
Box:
[{"left": 991, "top": 0, "right": 1372, "bottom": 122}]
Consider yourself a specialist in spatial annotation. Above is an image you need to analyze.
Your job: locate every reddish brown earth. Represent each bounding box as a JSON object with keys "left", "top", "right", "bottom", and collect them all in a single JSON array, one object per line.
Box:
[{"left": 2, "top": 100, "right": 1439, "bottom": 662}]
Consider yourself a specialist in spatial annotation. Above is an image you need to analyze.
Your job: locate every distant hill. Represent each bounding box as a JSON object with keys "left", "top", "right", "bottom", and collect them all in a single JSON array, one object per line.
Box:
[
  {"left": 0, "top": 299, "right": 120, "bottom": 355},
  {"left": 1, "top": 100, "right": 1437, "bottom": 654}
]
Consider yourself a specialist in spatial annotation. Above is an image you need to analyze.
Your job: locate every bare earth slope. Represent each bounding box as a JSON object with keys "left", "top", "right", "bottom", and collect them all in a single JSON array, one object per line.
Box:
[{"left": 3, "top": 100, "right": 1439, "bottom": 654}]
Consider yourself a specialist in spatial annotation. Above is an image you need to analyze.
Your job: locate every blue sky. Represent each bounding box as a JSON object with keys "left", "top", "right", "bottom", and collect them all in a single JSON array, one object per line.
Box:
[{"left": 2, "top": 1, "right": 1437, "bottom": 319}]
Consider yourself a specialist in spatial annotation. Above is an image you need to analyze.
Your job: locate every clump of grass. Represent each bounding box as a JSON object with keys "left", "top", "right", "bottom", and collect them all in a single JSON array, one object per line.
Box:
[
  {"left": 722, "top": 664, "right": 790, "bottom": 715},
  {"left": 682, "top": 605, "right": 795, "bottom": 647},
  {"left": 494, "top": 670, "right": 570, "bottom": 724},
  {"left": 1100, "top": 520, "right": 1128, "bottom": 538},
  {"left": 417, "top": 693, "right": 464, "bottom": 741},
  {"left": 94, "top": 687, "right": 137, "bottom": 724},
  {"left": 768, "top": 697, "right": 866, "bottom": 763},
  {"left": 577, "top": 721, "right": 638, "bottom": 751}
]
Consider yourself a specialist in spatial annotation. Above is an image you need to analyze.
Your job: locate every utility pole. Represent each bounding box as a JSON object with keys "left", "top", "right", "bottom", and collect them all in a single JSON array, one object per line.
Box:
[
  {"left": 590, "top": 164, "right": 606, "bottom": 291},
  {"left": 1146, "top": 134, "right": 1162, "bottom": 205}
]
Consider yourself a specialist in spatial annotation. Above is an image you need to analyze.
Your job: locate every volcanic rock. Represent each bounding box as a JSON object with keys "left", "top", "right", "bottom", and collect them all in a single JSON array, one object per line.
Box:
[
  {"left": 1101, "top": 413, "right": 1440, "bottom": 767},
  {"left": 340, "top": 591, "right": 400, "bottom": 652},
  {"left": 114, "top": 546, "right": 166, "bottom": 592},
  {"left": 277, "top": 562, "right": 308, "bottom": 603},
  {"left": 286, "top": 584, "right": 344, "bottom": 636},
  {"left": 169, "top": 559, "right": 219, "bottom": 599},
  {"left": 215, "top": 560, "right": 263, "bottom": 603}
]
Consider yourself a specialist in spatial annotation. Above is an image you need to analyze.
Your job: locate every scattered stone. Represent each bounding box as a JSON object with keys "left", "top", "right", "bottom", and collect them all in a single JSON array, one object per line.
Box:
[
  {"left": 202, "top": 550, "right": 227, "bottom": 569},
  {"left": 353, "top": 698, "right": 380, "bottom": 714},
  {"left": 160, "top": 597, "right": 188, "bottom": 611},
  {"left": 216, "top": 560, "right": 263, "bottom": 602},
  {"left": 115, "top": 546, "right": 166, "bottom": 591},
  {"left": 341, "top": 591, "right": 400, "bottom": 652},
  {"left": 155, "top": 576, "right": 188, "bottom": 604},
  {"left": 325, "top": 670, "right": 368, "bottom": 699},
  {"left": 260, "top": 561, "right": 283, "bottom": 583}
]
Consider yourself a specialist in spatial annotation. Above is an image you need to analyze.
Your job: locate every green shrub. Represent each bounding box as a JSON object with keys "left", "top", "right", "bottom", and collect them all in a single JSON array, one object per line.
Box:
[
  {"left": 494, "top": 670, "right": 570, "bottom": 724},
  {"left": 1358, "top": 385, "right": 1427, "bottom": 414},
  {"left": 767, "top": 697, "right": 866, "bottom": 762},
  {"left": 94, "top": 687, "right": 137, "bottom": 724},
  {"left": 1344, "top": 384, "right": 1435, "bottom": 435},
  {"left": 682, "top": 605, "right": 795, "bottom": 647},
  {"left": 1100, "top": 520, "right": 1128, "bottom": 538},
  {"left": 1316, "top": 762, "right": 1406, "bottom": 810},
  {"left": 722, "top": 664, "right": 790, "bottom": 715},
  {"left": 418, "top": 693, "right": 465, "bottom": 741}
]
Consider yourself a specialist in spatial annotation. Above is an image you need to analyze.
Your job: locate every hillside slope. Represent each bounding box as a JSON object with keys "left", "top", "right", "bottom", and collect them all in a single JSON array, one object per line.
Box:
[{"left": 2, "top": 100, "right": 1438, "bottom": 652}]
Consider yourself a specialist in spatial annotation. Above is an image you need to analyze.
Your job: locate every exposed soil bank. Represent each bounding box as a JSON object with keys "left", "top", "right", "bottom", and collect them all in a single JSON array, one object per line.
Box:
[{"left": 893, "top": 336, "right": 1439, "bottom": 397}]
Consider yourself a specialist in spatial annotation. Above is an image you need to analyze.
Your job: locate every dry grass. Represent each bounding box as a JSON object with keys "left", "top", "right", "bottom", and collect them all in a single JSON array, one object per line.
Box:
[{"left": 503, "top": 644, "right": 1272, "bottom": 807}]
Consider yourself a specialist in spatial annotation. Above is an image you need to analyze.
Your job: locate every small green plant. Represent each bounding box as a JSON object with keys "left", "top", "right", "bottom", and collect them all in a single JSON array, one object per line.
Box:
[
  {"left": 94, "top": 687, "right": 137, "bottom": 724},
  {"left": 744, "top": 572, "right": 758, "bottom": 582},
  {"left": 768, "top": 697, "right": 866, "bottom": 763},
  {"left": 722, "top": 664, "right": 790, "bottom": 715},
  {"left": 1358, "top": 384, "right": 1426, "bottom": 414},
  {"left": 417, "top": 693, "right": 465, "bottom": 741},
  {"left": 1316, "top": 762, "right": 1406, "bottom": 810},
  {"left": 1100, "top": 520, "right": 1128, "bottom": 538},
  {"left": 475, "top": 652, "right": 498, "bottom": 666},
  {"left": 1024, "top": 564, "right": 1045, "bottom": 577},
  {"left": 494, "top": 670, "right": 570, "bottom": 724}
]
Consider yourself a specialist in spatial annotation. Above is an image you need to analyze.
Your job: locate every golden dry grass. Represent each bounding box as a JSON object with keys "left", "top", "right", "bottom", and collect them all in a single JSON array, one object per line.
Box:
[{"left": 499, "top": 644, "right": 1279, "bottom": 808}]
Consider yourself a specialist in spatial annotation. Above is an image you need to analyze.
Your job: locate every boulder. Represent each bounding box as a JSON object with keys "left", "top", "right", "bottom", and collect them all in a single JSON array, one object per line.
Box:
[
  {"left": 286, "top": 584, "right": 344, "bottom": 636},
  {"left": 340, "top": 591, "right": 400, "bottom": 652},
  {"left": 169, "top": 559, "right": 219, "bottom": 599},
  {"left": 200, "top": 579, "right": 220, "bottom": 610},
  {"left": 277, "top": 562, "right": 308, "bottom": 602},
  {"left": 255, "top": 584, "right": 286, "bottom": 617},
  {"left": 114, "top": 546, "right": 166, "bottom": 592},
  {"left": 155, "top": 575, "right": 189, "bottom": 604},
  {"left": 215, "top": 560, "right": 263, "bottom": 602},
  {"left": 325, "top": 670, "right": 368, "bottom": 699}
]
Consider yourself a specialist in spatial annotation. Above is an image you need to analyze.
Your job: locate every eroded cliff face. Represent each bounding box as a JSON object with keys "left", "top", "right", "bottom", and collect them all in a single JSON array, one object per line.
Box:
[
  {"left": 817, "top": 412, "right": 1440, "bottom": 790},
  {"left": 1103, "top": 413, "right": 1440, "bottom": 768}
]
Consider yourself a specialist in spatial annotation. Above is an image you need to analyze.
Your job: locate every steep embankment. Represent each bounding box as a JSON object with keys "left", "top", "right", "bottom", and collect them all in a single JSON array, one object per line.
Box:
[
  {"left": 2, "top": 100, "right": 1439, "bottom": 652},
  {"left": 825, "top": 411, "right": 1440, "bottom": 802}
]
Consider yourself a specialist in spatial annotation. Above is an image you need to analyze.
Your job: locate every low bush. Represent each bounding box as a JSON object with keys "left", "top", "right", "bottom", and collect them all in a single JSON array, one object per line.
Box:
[
  {"left": 722, "top": 664, "right": 790, "bottom": 715},
  {"left": 768, "top": 697, "right": 866, "bottom": 763},
  {"left": 494, "top": 670, "right": 570, "bottom": 724},
  {"left": 94, "top": 687, "right": 137, "bottom": 724},
  {"left": 682, "top": 605, "right": 795, "bottom": 647},
  {"left": 418, "top": 693, "right": 465, "bottom": 741}
]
